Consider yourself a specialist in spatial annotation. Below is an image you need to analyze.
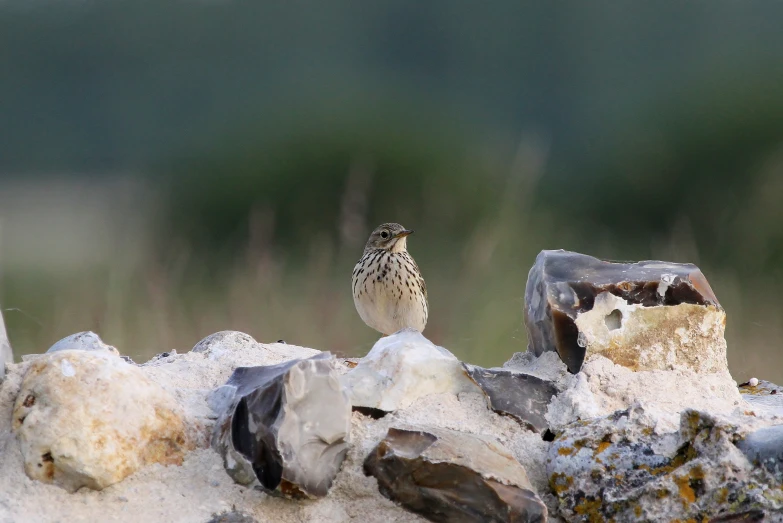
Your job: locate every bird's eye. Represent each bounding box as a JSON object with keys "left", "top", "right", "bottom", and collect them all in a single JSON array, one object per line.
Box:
[{"left": 380, "top": 231, "right": 389, "bottom": 239}]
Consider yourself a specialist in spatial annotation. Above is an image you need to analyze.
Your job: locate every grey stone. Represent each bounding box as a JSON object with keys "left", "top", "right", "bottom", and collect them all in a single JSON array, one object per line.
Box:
[
  {"left": 462, "top": 363, "right": 558, "bottom": 433},
  {"left": 46, "top": 331, "right": 119, "bottom": 356},
  {"left": 206, "top": 384, "right": 237, "bottom": 416},
  {"left": 741, "top": 379, "right": 783, "bottom": 418},
  {"left": 547, "top": 404, "right": 783, "bottom": 522},
  {"left": 524, "top": 249, "right": 725, "bottom": 373},
  {"left": 736, "top": 425, "right": 783, "bottom": 478},
  {"left": 364, "top": 427, "right": 547, "bottom": 523},
  {"left": 211, "top": 352, "right": 351, "bottom": 499}
]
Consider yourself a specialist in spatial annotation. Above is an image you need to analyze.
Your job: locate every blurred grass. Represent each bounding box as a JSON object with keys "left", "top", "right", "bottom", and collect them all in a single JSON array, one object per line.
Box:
[{"left": 2, "top": 99, "right": 783, "bottom": 384}]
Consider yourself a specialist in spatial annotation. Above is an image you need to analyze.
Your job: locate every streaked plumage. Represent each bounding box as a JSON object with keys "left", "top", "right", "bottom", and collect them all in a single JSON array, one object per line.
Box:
[{"left": 352, "top": 223, "right": 428, "bottom": 335}]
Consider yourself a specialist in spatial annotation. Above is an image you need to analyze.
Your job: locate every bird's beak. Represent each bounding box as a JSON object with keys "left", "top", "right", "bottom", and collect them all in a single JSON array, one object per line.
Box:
[{"left": 395, "top": 229, "right": 414, "bottom": 238}]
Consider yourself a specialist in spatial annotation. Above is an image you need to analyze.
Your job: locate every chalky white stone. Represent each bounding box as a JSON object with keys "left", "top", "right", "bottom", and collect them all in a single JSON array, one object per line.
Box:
[
  {"left": 0, "top": 308, "right": 12, "bottom": 380},
  {"left": 340, "top": 329, "right": 480, "bottom": 411},
  {"left": 12, "top": 350, "right": 191, "bottom": 492}
]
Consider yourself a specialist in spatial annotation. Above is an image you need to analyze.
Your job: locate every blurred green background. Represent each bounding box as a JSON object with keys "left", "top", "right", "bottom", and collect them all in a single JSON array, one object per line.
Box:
[{"left": 1, "top": 1, "right": 782, "bottom": 382}]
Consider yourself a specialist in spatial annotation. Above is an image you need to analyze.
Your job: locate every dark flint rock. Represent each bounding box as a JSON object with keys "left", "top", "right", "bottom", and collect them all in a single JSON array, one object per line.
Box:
[
  {"left": 462, "top": 363, "right": 557, "bottom": 433},
  {"left": 524, "top": 249, "right": 721, "bottom": 373},
  {"left": 211, "top": 352, "right": 351, "bottom": 498},
  {"left": 364, "top": 427, "right": 547, "bottom": 523}
]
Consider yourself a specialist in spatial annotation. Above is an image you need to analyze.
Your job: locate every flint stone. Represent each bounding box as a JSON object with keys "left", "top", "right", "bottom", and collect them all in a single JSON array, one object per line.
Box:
[
  {"left": 12, "top": 350, "right": 191, "bottom": 492},
  {"left": 463, "top": 363, "right": 557, "bottom": 433},
  {"left": 212, "top": 352, "right": 351, "bottom": 498},
  {"left": 548, "top": 404, "right": 783, "bottom": 522},
  {"left": 340, "top": 329, "right": 480, "bottom": 412},
  {"left": 364, "top": 427, "right": 547, "bottom": 523},
  {"left": 524, "top": 249, "right": 726, "bottom": 373},
  {"left": 47, "top": 331, "right": 119, "bottom": 356}
]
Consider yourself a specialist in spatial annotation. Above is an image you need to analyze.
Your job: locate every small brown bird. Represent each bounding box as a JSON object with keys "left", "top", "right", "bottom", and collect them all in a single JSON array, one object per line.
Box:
[{"left": 352, "top": 223, "right": 428, "bottom": 335}]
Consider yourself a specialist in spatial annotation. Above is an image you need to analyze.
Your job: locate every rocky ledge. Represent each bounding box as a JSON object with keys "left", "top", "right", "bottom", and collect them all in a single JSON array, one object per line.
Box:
[{"left": 0, "top": 249, "right": 781, "bottom": 522}]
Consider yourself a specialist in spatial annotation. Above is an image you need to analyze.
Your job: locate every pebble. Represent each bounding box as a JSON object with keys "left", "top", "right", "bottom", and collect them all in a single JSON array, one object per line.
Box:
[{"left": 749, "top": 377, "right": 759, "bottom": 387}]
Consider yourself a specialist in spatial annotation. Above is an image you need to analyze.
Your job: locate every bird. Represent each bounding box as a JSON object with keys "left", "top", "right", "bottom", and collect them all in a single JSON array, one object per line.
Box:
[{"left": 352, "top": 223, "right": 428, "bottom": 336}]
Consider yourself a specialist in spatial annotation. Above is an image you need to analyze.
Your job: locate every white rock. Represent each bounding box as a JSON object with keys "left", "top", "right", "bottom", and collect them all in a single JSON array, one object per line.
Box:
[
  {"left": 190, "top": 330, "right": 257, "bottom": 358},
  {"left": 340, "top": 329, "right": 481, "bottom": 411},
  {"left": 213, "top": 353, "right": 352, "bottom": 498},
  {"left": 46, "top": 331, "right": 119, "bottom": 356},
  {"left": 749, "top": 377, "right": 759, "bottom": 387},
  {"left": 12, "top": 350, "right": 192, "bottom": 492}
]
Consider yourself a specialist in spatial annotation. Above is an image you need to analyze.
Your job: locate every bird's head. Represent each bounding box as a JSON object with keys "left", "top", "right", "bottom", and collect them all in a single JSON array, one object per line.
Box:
[{"left": 365, "top": 223, "right": 413, "bottom": 253}]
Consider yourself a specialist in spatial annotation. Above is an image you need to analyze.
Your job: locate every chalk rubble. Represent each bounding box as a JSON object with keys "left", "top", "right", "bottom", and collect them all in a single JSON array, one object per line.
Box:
[{"left": 12, "top": 350, "right": 192, "bottom": 492}]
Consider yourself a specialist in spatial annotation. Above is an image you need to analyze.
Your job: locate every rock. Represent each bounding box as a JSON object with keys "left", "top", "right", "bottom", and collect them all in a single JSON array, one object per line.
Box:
[
  {"left": 364, "top": 426, "right": 548, "bottom": 523},
  {"left": 740, "top": 379, "right": 783, "bottom": 418},
  {"left": 192, "top": 331, "right": 257, "bottom": 355},
  {"left": 736, "top": 425, "right": 783, "bottom": 478},
  {"left": 547, "top": 404, "right": 783, "bottom": 522},
  {"left": 524, "top": 249, "right": 726, "bottom": 373},
  {"left": 212, "top": 352, "right": 351, "bottom": 498},
  {"left": 0, "top": 308, "right": 12, "bottom": 380},
  {"left": 12, "top": 350, "right": 191, "bottom": 492},
  {"left": 47, "top": 331, "right": 119, "bottom": 356},
  {"left": 206, "top": 510, "right": 258, "bottom": 523},
  {"left": 463, "top": 363, "right": 558, "bottom": 433},
  {"left": 340, "top": 329, "right": 480, "bottom": 412}
]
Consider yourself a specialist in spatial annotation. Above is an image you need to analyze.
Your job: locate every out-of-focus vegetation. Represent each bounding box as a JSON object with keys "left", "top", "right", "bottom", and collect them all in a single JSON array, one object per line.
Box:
[{"left": 1, "top": 1, "right": 783, "bottom": 381}]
